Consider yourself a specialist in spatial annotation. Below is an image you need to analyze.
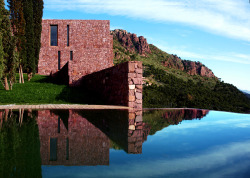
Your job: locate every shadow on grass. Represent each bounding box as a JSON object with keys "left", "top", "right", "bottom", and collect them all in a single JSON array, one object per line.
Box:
[
  {"left": 31, "top": 76, "right": 50, "bottom": 83},
  {"left": 32, "top": 75, "right": 105, "bottom": 104}
]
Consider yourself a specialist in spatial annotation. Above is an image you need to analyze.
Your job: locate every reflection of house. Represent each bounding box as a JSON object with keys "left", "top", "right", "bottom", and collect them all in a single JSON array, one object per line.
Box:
[
  {"left": 37, "top": 109, "right": 148, "bottom": 166},
  {"left": 37, "top": 110, "right": 109, "bottom": 166}
]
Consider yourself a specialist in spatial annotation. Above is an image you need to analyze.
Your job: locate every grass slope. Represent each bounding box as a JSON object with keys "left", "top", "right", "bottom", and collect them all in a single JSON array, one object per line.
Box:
[{"left": 0, "top": 74, "right": 90, "bottom": 105}]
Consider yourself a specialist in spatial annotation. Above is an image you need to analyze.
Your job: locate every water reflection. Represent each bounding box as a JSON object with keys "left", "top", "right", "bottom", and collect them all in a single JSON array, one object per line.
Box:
[
  {"left": 143, "top": 109, "right": 209, "bottom": 135},
  {"left": 0, "top": 108, "right": 210, "bottom": 176},
  {"left": 0, "top": 109, "right": 42, "bottom": 178}
]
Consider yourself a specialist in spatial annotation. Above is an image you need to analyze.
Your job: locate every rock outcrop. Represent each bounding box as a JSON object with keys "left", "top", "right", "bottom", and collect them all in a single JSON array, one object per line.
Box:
[
  {"left": 161, "top": 54, "right": 216, "bottom": 78},
  {"left": 182, "top": 60, "right": 215, "bottom": 78},
  {"left": 111, "top": 29, "right": 151, "bottom": 56}
]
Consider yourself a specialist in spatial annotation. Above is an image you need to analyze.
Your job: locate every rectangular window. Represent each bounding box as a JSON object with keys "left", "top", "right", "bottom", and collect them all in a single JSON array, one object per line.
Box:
[
  {"left": 50, "top": 138, "right": 57, "bottom": 161},
  {"left": 70, "top": 51, "right": 73, "bottom": 61},
  {"left": 67, "top": 25, "right": 69, "bottom": 46},
  {"left": 58, "top": 117, "right": 60, "bottom": 133},
  {"left": 66, "top": 138, "right": 69, "bottom": 160},
  {"left": 50, "top": 25, "right": 58, "bottom": 46},
  {"left": 58, "top": 51, "right": 61, "bottom": 70}
]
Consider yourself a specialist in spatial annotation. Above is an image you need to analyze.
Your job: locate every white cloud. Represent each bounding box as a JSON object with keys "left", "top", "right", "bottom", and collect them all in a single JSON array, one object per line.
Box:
[
  {"left": 44, "top": 0, "right": 250, "bottom": 42},
  {"left": 156, "top": 44, "right": 250, "bottom": 65},
  {"left": 43, "top": 140, "right": 250, "bottom": 177}
]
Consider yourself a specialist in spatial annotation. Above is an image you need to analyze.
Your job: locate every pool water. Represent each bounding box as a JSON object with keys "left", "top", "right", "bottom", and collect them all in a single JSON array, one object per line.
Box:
[{"left": 0, "top": 109, "right": 250, "bottom": 178}]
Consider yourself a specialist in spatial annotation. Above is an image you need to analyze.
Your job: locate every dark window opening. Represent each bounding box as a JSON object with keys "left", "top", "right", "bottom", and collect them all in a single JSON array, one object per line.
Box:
[
  {"left": 50, "top": 138, "right": 57, "bottom": 161},
  {"left": 50, "top": 25, "right": 58, "bottom": 46},
  {"left": 67, "top": 25, "right": 69, "bottom": 46},
  {"left": 66, "top": 138, "right": 69, "bottom": 160},
  {"left": 58, "top": 51, "right": 61, "bottom": 70},
  {"left": 70, "top": 51, "right": 73, "bottom": 61},
  {"left": 58, "top": 117, "right": 60, "bottom": 133}
]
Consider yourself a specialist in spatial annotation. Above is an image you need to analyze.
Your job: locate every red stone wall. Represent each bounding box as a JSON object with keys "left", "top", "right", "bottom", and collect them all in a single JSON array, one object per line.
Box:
[
  {"left": 38, "top": 20, "right": 113, "bottom": 83},
  {"left": 77, "top": 61, "right": 143, "bottom": 109}
]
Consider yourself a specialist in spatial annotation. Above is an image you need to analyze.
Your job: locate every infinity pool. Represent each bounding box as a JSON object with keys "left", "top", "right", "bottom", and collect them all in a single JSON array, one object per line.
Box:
[{"left": 0, "top": 109, "right": 250, "bottom": 178}]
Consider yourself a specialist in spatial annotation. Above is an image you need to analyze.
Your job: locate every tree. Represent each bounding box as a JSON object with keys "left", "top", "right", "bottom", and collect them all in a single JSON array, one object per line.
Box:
[
  {"left": 33, "top": 0, "right": 43, "bottom": 71},
  {"left": 8, "top": 0, "right": 26, "bottom": 83},
  {"left": 0, "top": 33, "right": 4, "bottom": 84},
  {"left": 0, "top": 0, "right": 17, "bottom": 90},
  {"left": 8, "top": 0, "right": 44, "bottom": 81},
  {"left": 0, "top": 0, "right": 7, "bottom": 89},
  {"left": 23, "top": 0, "right": 35, "bottom": 80}
]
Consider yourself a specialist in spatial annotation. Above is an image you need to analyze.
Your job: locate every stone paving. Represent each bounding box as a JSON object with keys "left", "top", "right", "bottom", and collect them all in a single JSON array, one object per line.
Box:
[{"left": 0, "top": 104, "right": 130, "bottom": 110}]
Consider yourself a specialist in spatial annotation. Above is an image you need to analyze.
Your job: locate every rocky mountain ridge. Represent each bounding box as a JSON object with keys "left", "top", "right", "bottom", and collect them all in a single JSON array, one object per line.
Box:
[
  {"left": 111, "top": 29, "right": 151, "bottom": 56},
  {"left": 112, "top": 29, "right": 216, "bottom": 78}
]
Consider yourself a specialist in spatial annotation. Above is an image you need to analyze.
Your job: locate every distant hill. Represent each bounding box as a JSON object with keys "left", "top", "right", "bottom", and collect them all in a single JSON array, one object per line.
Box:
[
  {"left": 242, "top": 90, "right": 250, "bottom": 94},
  {"left": 242, "top": 90, "right": 250, "bottom": 99},
  {"left": 111, "top": 29, "right": 250, "bottom": 113}
]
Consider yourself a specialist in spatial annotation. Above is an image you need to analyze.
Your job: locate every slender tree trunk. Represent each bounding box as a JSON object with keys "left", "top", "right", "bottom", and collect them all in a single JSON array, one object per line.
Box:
[
  {"left": 19, "top": 66, "right": 21, "bottom": 83},
  {"left": 4, "top": 109, "right": 9, "bottom": 122},
  {"left": 9, "top": 109, "right": 13, "bottom": 118},
  {"left": 4, "top": 77, "right": 9, "bottom": 90},
  {"left": 19, "top": 108, "right": 24, "bottom": 126},
  {"left": 10, "top": 80, "right": 13, "bottom": 90},
  {"left": 20, "top": 65, "right": 24, "bottom": 83},
  {"left": 0, "top": 116, "right": 2, "bottom": 130}
]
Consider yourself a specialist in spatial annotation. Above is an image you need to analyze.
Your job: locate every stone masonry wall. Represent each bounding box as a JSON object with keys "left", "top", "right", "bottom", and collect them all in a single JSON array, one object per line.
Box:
[
  {"left": 38, "top": 20, "right": 113, "bottom": 84},
  {"left": 77, "top": 61, "right": 143, "bottom": 109}
]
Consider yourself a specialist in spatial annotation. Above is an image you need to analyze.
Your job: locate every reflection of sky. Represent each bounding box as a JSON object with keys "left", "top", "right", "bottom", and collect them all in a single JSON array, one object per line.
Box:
[{"left": 42, "top": 111, "right": 250, "bottom": 178}]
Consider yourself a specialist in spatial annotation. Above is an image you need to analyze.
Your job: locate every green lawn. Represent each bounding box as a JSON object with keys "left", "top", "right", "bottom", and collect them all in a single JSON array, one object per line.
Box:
[{"left": 0, "top": 74, "right": 90, "bottom": 105}]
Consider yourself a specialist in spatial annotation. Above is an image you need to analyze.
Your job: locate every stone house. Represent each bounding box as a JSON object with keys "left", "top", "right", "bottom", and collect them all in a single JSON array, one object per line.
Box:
[
  {"left": 38, "top": 19, "right": 142, "bottom": 109},
  {"left": 38, "top": 19, "right": 113, "bottom": 84}
]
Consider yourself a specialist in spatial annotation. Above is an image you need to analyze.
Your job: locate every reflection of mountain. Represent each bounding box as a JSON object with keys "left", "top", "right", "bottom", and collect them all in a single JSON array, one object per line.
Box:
[{"left": 143, "top": 109, "right": 209, "bottom": 135}]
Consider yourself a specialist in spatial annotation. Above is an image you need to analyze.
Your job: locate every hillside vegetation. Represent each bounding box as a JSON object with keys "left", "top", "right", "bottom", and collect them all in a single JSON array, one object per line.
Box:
[{"left": 112, "top": 29, "right": 250, "bottom": 113}]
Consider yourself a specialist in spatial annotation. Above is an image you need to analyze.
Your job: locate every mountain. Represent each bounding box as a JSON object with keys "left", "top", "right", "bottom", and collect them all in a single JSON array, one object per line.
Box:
[
  {"left": 242, "top": 90, "right": 250, "bottom": 94},
  {"left": 111, "top": 29, "right": 250, "bottom": 113},
  {"left": 112, "top": 29, "right": 216, "bottom": 79},
  {"left": 242, "top": 90, "right": 250, "bottom": 99}
]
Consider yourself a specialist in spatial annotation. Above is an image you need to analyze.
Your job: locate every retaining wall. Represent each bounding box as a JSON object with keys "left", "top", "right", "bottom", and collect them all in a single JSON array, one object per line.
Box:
[{"left": 76, "top": 61, "right": 143, "bottom": 109}]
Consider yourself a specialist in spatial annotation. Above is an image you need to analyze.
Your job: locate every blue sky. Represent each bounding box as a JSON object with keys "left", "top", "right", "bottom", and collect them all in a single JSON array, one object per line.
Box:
[{"left": 6, "top": 0, "right": 250, "bottom": 91}]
